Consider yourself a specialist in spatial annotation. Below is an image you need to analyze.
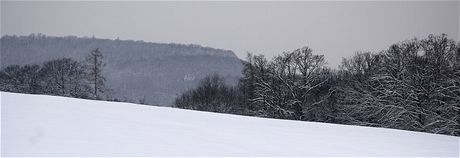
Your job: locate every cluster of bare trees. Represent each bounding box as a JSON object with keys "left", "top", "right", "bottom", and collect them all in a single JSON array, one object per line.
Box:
[
  {"left": 0, "top": 48, "right": 107, "bottom": 100},
  {"left": 336, "top": 34, "right": 459, "bottom": 136},
  {"left": 239, "top": 48, "right": 337, "bottom": 121},
  {"left": 176, "top": 47, "right": 339, "bottom": 121},
  {"left": 175, "top": 74, "right": 244, "bottom": 114},
  {"left": 176, "top": 34, "right": 459, "bottom": 136}
]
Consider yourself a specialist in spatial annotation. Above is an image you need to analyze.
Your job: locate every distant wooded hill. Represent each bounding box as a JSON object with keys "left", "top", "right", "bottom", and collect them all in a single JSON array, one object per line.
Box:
[{"left": 0, "top": 34, "right": 243, "bottom": 105}]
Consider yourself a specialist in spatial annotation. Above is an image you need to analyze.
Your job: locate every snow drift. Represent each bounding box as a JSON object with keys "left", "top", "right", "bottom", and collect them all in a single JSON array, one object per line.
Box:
[{"left": 1, "top": 92, "right": 459, "bottom": 157}]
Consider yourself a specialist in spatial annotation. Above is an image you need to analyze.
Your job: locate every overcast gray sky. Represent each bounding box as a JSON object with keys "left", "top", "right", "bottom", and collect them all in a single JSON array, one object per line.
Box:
[{"left": 1, "top": 1, "right": 459, "bottom": 67}]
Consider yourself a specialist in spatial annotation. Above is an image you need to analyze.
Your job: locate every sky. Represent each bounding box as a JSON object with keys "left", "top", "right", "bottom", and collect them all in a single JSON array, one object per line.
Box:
[{"left": 1, "top": 1, "right": 459, "bottom": 67}]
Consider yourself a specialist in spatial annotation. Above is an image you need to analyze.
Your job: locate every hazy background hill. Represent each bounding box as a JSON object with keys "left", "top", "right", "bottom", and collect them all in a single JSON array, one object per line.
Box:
[{"left": 0, "top": 34, "right": 243, "bottom": 105}]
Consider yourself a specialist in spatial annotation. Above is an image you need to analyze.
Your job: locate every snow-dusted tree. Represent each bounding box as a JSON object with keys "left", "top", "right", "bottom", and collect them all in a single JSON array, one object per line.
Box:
[
  {"left": 416, "top": 34, "right": 460, "bottom": 135},
  {"left": 335, "top": 52, "right": 383, "bottom": 126},
  {"left": 337, "top": 40, "right": 428, "bottom": 130},
  {"left": 85, "top": 48, "right": 106, "bottom": 99},
  {"left": 244, "top": 53, "right": 292, "bottom": 118},
  {"left": 40, "top": 58, "right": 89, "bottom": 98},
  {"left": 291, "top": 47, "right": 329, "bottom": 120},
  {"left": 243, "top": 47, "right": 332, "bottom": 120},
  {"left": 240, "top": 53, "right": 276, "bottom": 117},
  {"left": 0, "top": 64, "right": 41, "bottom": 93},
  {"left": 0, "top": 65, "right": 22, "bottom": 92},
  {"left": 336, "top": 34, "right": 460, "bottom": 136},
  {"left": 20, "top": 65, "right": 42, "bottom": 94}
]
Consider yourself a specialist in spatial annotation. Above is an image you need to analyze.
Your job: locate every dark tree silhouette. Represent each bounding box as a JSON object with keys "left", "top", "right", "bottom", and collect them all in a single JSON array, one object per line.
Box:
[{"left": 85, "top": 48, "right": 106, "bottom": 99}]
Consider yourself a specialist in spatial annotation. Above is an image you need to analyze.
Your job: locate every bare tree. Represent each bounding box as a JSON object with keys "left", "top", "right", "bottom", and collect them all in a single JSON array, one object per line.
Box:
[
  {"left": 85, "top": 48, "right": 106, "bottom": 99},
  {"left": 40, "top": 58, "right": 89, "bottom": 98}
]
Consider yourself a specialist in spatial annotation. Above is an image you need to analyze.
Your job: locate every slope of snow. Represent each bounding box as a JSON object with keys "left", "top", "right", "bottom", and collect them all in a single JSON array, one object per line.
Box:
[{"left": 1, "top": 92, "right": 459, "bottom": 157}]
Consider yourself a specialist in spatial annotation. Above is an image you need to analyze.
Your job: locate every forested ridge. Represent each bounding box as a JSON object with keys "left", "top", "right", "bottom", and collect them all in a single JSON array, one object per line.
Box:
[{"left": 0, "top": 34, "right": 243, "bottom": 105}]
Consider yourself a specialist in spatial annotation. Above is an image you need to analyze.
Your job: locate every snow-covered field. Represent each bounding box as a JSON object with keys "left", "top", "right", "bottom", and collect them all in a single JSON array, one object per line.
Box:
[{"left": 1, "top": 92, "right": 459, "bottom": 157}]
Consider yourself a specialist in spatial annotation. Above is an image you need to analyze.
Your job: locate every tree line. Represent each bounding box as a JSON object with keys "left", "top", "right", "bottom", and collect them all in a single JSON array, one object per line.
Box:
[
  {"left": 175, "top": 34, "right": 460, "bottom": 136},
  {"left": 0, "top": 48, "right": 108, "bottom": 100}
]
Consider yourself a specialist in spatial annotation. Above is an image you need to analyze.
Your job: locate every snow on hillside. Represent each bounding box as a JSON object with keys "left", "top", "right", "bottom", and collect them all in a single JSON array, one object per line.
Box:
[{"left": 1, "top": 92, "right": 459, "bottom": 157}]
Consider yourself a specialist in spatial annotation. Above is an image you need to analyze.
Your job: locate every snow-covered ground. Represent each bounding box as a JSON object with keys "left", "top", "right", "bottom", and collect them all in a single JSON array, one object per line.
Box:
[{"left": 1, "top": 92, "right": 459, "bottom": 157}]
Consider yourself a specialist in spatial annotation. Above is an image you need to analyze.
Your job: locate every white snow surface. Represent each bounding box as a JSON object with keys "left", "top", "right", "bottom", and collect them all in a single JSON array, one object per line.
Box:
[{"left": 1, "top": 92, "right": 459, "bottom": 157}]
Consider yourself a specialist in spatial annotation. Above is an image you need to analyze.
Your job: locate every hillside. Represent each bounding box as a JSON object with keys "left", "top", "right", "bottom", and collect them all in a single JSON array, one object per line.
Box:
[
  {"left": 1, "top": 92, "right": 458, "bottom": 157},
  {"left": 0, "top": 34, "right": 243, "bottom": 105}
]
